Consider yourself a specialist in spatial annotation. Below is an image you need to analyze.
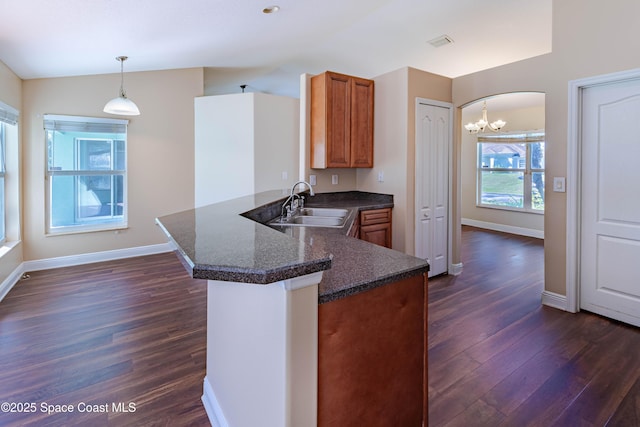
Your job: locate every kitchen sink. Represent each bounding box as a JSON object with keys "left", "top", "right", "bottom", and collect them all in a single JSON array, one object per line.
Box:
[
  {"left": 268, "top": 207, "right": 349, "bottom": 228},
  {"left": 298, "top": 208, "right": 349, "bottom": 217}
]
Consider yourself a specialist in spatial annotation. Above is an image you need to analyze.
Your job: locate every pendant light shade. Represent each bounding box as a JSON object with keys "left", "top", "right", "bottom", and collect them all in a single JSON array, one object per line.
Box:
[{"left": 104, "top": 56, "right": 140, "bottom": 116}]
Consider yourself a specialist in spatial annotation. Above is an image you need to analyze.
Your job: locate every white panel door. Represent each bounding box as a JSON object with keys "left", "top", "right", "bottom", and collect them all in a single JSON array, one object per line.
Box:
[
  {"left": 415, "top": 100, "right": 450, "bottom": 277},
  {"left": 580, "top": 78, "right": 640, "bottom": 326}
]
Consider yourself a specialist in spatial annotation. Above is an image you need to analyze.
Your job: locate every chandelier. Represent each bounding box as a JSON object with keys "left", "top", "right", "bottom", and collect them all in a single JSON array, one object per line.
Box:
[{"left": 464, "top": 101, "right": 505, "bottom": 133}]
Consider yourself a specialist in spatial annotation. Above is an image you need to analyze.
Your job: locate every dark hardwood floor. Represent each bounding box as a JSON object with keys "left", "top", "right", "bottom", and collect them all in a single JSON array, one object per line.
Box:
[
  {"left": 2, "top": 227, "right": 639, "bottom": 426},
  {"left": 429, "top": 226, "right": 640, "bottom": 427},
  {"left": 0, "top": 253, "right": 210, "bottom": 426}
]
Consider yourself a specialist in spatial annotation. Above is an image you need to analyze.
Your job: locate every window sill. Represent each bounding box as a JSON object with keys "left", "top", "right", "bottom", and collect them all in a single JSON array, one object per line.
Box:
[
  {"left": 476, "top": 204, "right": 544, "bottom": 215},
  {"left": 0, "top": 240, "right": 21, "bottom": 258},
  {"left": 46, "top": 223, "right": 128, "bottom": 237}
]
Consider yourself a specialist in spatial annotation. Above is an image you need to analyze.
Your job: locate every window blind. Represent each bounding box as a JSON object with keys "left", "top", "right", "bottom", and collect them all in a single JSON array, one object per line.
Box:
[
  {"left": 0, "top": 101, "right": 19, "bottom": 126},
  {"left": 477, "top": 130, "right": 545, "bottom": 143},
  {"left": 43, "top": 114, "right": 128, "bottom": 134}
]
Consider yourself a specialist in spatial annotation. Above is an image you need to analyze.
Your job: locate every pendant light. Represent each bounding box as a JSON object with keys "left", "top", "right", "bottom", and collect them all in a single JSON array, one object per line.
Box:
[{"left": 103, "top": 56, "right": 140, "bottom": 116}]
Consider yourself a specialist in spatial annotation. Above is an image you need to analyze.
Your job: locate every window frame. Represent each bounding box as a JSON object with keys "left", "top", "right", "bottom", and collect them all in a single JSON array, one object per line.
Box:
[
  {"left": 0, "top": 100, "right": 18, "bottom": 245},
  {"left": 44, "top": 115, "right": 129, "bottom": 235},
  {"left": 0, "top": 123, "right": 5, "bottom": 244},
  {"left": 476, "top": 131, "right": 545, "bottom": 214}
]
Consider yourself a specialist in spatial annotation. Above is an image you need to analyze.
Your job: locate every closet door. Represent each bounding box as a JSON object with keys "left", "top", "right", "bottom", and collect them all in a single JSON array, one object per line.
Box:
[{"left": 415, "top": 100, "right": 451, "bottom": 277}]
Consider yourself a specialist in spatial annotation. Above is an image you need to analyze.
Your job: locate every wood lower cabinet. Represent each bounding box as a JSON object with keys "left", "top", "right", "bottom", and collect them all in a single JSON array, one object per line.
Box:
[
  {"left": 359, "top": 208, "right": 392, "bottom": 248},
  {"left": 318, "top": 273, "right": 428, "bottom": 426},
  {"left": 310, "top": 71, "right": 374, "bottom": 169},
  {"left": 347, "top": 211, "right": 360, "bottom": 238}
]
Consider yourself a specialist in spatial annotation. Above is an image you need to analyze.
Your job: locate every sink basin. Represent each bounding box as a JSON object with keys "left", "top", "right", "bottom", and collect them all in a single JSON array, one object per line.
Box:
[
  {"left": 289, "top": 216, "right": 345, "bottom": 226},
  {"left": 298, "top": 208, "right": 349, "bottom": 217},
  {"left": 268, "top": 207, "right": 349, "bottom": 228}
]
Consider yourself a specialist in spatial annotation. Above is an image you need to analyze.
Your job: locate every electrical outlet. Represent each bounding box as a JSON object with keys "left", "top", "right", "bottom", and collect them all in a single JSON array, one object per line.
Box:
[
  {"left": 309, "top": 175, "right": 317, "bottom": 186},
  {"left": 281, "top": 171, "right": 288, "bottom": 180},
  {"left": 331, "top": 174, "right": 339, "bottom": 185},
  {"left": 377, "top": 171, "right": 384, "bottom": 182}
]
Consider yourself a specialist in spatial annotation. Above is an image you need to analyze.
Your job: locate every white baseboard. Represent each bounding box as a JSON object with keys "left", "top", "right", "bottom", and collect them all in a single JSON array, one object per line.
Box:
[
  {"left": 462, "top": 218, "right": 544, "bottom": 239},
  {"left": 202, "top": 376, "right": 228, "bottom": 427},
  {"left": 541, "top": 290, "right": 568, "bottom": 311},
  {"left": 23, "top": 243, "right": 173, "bottom": 272},
  {"left": 0, "top": 262, "right": 25, "bottom": 302},
  {"left": 0, "top": 243, "right": 174, "bottom": 303},
  {"left": 449, "top": 262, "right": 463, "bottom": 276}
]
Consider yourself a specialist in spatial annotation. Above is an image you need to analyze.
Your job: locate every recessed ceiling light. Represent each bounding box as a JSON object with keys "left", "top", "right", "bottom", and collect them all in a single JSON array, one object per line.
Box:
[{"left": 263, "top": 5, "right": 280, "bottom": 14}]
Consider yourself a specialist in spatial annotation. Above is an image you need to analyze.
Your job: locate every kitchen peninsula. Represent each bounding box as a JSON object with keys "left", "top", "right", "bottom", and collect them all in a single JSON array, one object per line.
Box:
[{"left": 156, "top": 190, "right": 429, "bottom": 427}]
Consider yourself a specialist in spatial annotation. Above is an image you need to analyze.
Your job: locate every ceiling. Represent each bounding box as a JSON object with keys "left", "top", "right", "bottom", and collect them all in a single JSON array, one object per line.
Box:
[{"left": 0, "top": 0, "right": 552, "bottom": 97}]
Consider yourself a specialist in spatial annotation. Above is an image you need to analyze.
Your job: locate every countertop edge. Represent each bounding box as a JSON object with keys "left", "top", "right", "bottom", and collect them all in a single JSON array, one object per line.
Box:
[{"left": 318, "top": 266, "right": 429, "bottom": 304}]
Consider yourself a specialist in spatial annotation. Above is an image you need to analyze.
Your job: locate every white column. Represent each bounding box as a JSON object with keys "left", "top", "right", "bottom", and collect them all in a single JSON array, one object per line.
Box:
[{"left": 201, "top": 272, "right": 322, "bottom": 427}]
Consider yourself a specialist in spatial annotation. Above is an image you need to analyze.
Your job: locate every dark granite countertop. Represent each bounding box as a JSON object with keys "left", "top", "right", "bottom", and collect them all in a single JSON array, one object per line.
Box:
[{"left": 156, "top": 190, "right": 429, "bottom": 304}]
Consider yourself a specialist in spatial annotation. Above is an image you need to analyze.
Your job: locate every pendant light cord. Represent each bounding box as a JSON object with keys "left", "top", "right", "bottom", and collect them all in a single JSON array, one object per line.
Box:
[{"left": 117, "top": 56, "right": 127, "bottom": 98}]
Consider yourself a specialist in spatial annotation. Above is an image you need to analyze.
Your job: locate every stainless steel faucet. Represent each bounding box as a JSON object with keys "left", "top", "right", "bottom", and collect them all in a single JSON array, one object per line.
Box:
[{"left": 281, "top": 180, "right": 315, "bottom": 219}]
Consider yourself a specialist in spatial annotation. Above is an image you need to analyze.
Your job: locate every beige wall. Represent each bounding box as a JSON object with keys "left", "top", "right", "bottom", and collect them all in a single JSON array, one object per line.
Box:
[
  {"left": 358, "top": 67, "right": 451, "bottom": 253},
  {"left": 453, "top": 0, "right": 640, "bottom": 295},
  {"left": 0, "top": 60, "right": 23, "bottom": 285},
  {"left": 22, "top": 68, "right": 203, "bottom": 261},
  {"left": 358, "top": 68, "right": 407, "bottom": 250},
  {"left": 461, "top": 104, "right": 545, "bottom": 233}
]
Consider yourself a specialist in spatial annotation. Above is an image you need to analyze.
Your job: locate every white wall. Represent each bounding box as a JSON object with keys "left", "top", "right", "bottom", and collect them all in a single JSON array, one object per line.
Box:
[
  {"left": 195, "top": 92, "right": 300, "bottom": 207},
  {"left": 195, "top": 94, "right": 255, "bottom": 206},
  {"left": 253, "top": 94, "right": 300, "bottom": 194}
]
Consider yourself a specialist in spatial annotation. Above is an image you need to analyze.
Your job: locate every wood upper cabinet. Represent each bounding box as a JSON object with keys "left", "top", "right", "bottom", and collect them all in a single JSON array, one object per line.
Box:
[{"left": 310, "top": 71, "right": 374, "bottom": 169}]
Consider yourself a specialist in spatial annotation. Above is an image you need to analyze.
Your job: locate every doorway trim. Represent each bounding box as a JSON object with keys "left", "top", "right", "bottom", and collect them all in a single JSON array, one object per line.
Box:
[{"left": 566, "top": 67, "right": 640, "bottom": 313}]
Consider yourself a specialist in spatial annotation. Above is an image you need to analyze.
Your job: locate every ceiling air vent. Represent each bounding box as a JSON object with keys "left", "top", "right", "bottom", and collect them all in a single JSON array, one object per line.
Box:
[{"left": 428, "top": 35, "right": 454, "bottom": 48}]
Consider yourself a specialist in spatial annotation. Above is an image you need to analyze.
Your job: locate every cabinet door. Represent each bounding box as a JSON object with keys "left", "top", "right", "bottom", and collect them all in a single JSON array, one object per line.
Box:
[
  {"left": 360, "top": 223, "right": 391, "bottom": 248},
  {"left": 318, "top": 274, "right": 426, "bottom": 426},
  {"left": 310, "top": 71, "right": 374, "bottom": 169},
  {"left": 326, "top": 72, "right": 351, "bottom": 168},
  {"left": 360, "top": 208, "right": 392, "bottom": 248},
  {"left": 350, "top": 77, "right": 374, "bottom": 168}
]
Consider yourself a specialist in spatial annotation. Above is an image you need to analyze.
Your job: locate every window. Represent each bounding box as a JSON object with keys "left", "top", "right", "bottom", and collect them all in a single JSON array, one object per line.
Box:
[
  {"left": 45, "top": 115, "right": 128, "bottom": 234},
  {"left": 477, "top": 131, "right": 545, "bottom": 212},
  {"left": 0, "top": 123, "right": 6, "bottom": 243},
  {"left": 0, "top": 101, "right": 18, "bottom": 244}
]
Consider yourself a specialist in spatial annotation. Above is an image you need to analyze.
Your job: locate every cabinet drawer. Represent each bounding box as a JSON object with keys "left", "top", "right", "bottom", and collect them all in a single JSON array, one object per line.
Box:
[{"left": 360, "top": 208, "right": 391, "bottom": 226}]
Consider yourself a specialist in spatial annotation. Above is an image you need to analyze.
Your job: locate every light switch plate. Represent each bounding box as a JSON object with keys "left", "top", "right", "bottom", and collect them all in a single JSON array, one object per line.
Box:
[
  {"left": 331, "top": 174, "right": 339, "bottom": 185},
  {"left": 553, "top": 177, "right": 566, "bottom": 192}
]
